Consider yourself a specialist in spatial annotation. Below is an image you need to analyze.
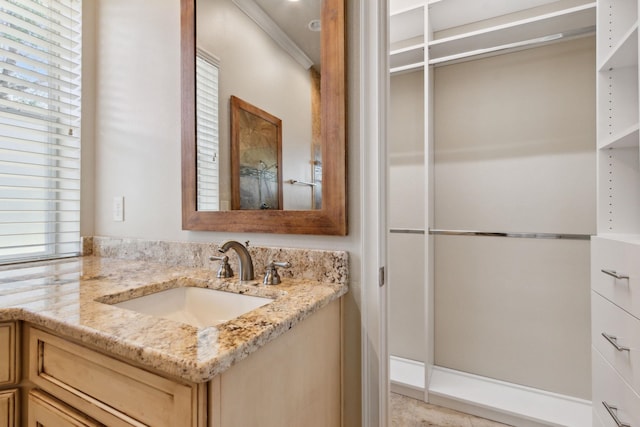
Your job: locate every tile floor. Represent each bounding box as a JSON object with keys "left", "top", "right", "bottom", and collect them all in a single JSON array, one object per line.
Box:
[{"left": 390, "top": 393, "right": 512, "bottom": 427}]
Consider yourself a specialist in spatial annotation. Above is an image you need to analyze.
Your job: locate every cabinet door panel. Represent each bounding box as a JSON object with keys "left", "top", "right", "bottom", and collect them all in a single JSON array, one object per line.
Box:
[
  {"left": 28, "top": 390, "right": 102, "bottom": 427},
  {"left": 0, "top": 322, "right": 17, "bottom": 386},
  {"left": 214, "top": 299, "right": 341, "bottom": 427},
  {"left": 27, "top": 327, "right": 200, "bottom": 427},
  {"left": 0, "top": 389, "right": 18, "bottom": 427}
]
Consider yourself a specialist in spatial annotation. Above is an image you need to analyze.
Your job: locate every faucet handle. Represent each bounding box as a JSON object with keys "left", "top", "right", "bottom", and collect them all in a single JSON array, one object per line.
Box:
[
  {"left": 263, "top": 261, "right": 291, "bottom": 286},
  {"left": 210, "top": 255, "right": 233, "bottom": 278}
]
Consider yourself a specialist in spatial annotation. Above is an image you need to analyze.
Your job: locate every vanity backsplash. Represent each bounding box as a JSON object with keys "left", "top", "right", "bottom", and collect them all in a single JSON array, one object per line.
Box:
[{"left": 82, "top": 236, "right": 349, "bottom": 285}]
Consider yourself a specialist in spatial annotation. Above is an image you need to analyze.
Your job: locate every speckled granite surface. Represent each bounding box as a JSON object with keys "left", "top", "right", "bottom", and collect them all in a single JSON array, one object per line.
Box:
[
  {"left": 89, "top": 236, "right": 349, "bottom": 284},
  {"left": 0, "top": 255, "right": 348, "bottom": 384}
]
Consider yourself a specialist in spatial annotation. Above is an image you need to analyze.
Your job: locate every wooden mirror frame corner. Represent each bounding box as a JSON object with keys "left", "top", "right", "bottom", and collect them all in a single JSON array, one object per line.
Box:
[{"left": 180, "top": 0, "right": 347, "bottom": 235}]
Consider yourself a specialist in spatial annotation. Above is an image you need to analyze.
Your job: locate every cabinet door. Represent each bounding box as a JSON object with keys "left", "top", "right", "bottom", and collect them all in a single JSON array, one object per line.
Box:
[
  {"left": 28, "top": 390, "right": 103, "bottom": 427},
  {"left": 0, "top": 389, "right": 18, "bottom": 427},
  {"left": 213, "top": 299, "right": 341, "bottom": 427},
  {"left": 0, "top": 322, "right": 17, "bottom": 386},
  {"left": 27, "top": 326, "right": 203, "bottom": 427}
]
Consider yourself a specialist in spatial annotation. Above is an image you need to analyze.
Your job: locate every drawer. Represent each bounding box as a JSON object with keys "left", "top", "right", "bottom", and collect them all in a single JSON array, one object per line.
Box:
[
  {"left": 591, "top": 237, "right": 640, "bottom": 319},
  {"left": 592, "top": 348, "right": 640, "bottom": 427},
  {"left": 0, "top": 389, "right": 18, "bottom": 427},
  {"left": 27, "top": 326, "right": 203, "bottom": 427},
  {"left": 592, "top": 291, "right": 640, "bottom": 392},
  {"left": 592, "top": 409, "right": 606, "bottom": 427},
  {"left": 28, "top": 389, "right": 102, "bottom": 427},
  {"left": 0, "top": 322, "right": 18, "bottom": 386}
]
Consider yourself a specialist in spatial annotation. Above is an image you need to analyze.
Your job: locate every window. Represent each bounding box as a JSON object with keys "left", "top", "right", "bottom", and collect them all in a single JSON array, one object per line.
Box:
[
  {"left": 195, "top": 49, "right": 220, "bottom": 211},
  {"left": 0, "top": 0, "right": 82, "bottom": 264}
]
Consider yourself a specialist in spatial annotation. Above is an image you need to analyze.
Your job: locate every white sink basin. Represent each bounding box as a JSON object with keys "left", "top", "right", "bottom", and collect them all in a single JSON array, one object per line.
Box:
[{"left": 113, "top": 287, "right": 273, "bottom": 327}]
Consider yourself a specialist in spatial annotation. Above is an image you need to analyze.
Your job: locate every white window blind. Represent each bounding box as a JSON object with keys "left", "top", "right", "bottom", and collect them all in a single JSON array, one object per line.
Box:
[
  {"left": 195, "top": 49, "right": 220, "bottom": 211},
  {"left": 0, "top": 0, "right": 82, "bottom": 264}
]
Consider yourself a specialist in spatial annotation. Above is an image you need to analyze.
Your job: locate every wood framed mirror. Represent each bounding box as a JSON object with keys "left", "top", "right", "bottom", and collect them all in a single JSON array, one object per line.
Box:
[{"left": 181, "top": 0, "right": 347, "bottom": 235}]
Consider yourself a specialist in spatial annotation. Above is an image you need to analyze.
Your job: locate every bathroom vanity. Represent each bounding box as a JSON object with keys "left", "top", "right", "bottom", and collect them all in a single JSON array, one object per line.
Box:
[{"left": 0, "top": 254, "right": 347, "bottom": 426}]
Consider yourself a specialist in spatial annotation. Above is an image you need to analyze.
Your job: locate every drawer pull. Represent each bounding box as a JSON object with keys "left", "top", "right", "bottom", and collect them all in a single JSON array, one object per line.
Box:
[
  {"left": 601, "top": 269, "right": 630, "bottom": 280},
  {"left": 602, "top": 332, "right": 631, "bottom": 352},
  {"left": 603, "top": 401, "right": 632, "bottom": 427}
]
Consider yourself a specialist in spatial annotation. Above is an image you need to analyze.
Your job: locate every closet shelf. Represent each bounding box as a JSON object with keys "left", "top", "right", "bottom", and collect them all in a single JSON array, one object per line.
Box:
[
  {"left": 390, "top": 43, "right": 425, "bottom": 73},
  {"left": 390, "top": 62, "right": 425, "bottom": 74},
  {"left": 598, "top": 123, "right": 640, "bottom": 150},
  {"left": 427, "top": 3, "right": 595, "bottom": 62},
  {"left": 596, "top": 233, "right": 640, "bottom": 245},
  {"left": 598, "top": 22, "right": 639, "bottom": 71},
  {"left": 390, "top": 4, "right": 425, "bottom": 46}
]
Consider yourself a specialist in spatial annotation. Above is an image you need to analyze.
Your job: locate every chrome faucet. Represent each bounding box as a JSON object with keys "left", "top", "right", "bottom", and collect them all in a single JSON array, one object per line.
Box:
[{"left": 218, "top": 240, "right": 254, "bottom": 281}]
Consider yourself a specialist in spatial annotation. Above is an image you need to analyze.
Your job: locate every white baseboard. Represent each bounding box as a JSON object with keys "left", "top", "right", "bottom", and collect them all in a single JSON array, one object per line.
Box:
[
  {"left": 389, "top": 357, "right": 593, "bottom": 427},
  {"left": 390, "top": 356, "right": 425, "bottom": 400}
]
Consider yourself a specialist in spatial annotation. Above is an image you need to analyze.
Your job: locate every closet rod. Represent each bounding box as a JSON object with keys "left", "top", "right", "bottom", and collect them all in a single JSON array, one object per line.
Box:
[
  {"left": 429, "top": 229, "right": 591, "bottom": 240},
  {"left": 428, "top": 26, "right": 595, "bottom": 66},
  {"left": 389, "top": 229, "right": 425, "bottom": 234}
]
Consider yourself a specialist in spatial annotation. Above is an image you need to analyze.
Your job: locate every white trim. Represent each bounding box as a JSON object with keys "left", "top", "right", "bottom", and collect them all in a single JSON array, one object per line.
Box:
[
  {"left": 389, "top": 359, "right": 593, "bottom": 427},
  {"left": 389, "top": 356, "right": 425, "bottom": 400},
  {"left": 390, "top": 356, "right": 425, "bottom": 389},
  {"left": 195, "top": 47, "right": 220, "bottom": 67},
  {"left": 360, "top": 0, "right": 389, "bottom": 425},
  {"left": 390, "top": 62, "right": 425, "bottom": 75},
  {"left": 231, "top": 0, "right": 314, "bottom": 70},
  {"left": 428, "top": 366, "right": 593, "bottom": 427}
]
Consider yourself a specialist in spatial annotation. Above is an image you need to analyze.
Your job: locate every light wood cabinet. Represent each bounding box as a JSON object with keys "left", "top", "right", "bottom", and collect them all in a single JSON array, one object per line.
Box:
[
  {"left": 0, "top": 322, "right": 18, "bottom": 387},
  {"left": 0, "top": 389, "right": 18, "bottom": 427},
  {"left": 25, "top": 326, "right": 206, "bottom": 427},
  {"left": 27, "top": 390, "right": 102, "bottom": 427},
  {"left": 0, "top": 321, "right": 19, "bottom": 427},
  {"left": 24, "top": 298, "right": 342, "bottom": 427},
  {"left": 210, "top": 298, "right": 341, "bottom": 427}
]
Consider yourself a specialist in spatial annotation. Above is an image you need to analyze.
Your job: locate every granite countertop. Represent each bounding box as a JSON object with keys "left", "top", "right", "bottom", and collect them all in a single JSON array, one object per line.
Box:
[{"left": 0, "top": 256, "right": 348, "bottom": 383}]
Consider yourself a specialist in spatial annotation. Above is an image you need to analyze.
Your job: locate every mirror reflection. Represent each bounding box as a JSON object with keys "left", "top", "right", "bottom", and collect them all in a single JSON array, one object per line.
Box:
[
  {"left": 230, "top": 95, "right": 282, "bottom": 210},
  {"left": 195, "top": 0, "right": 322, "bottom": 211}
]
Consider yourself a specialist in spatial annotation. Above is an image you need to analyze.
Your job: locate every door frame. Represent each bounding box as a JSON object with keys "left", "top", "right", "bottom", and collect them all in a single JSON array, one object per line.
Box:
[{"left": 360, "top": 0, "right": 390, "bottom": 425}]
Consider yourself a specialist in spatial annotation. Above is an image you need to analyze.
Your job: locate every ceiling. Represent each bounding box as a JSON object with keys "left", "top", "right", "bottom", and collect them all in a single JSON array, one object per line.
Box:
[
  {"left": 249, "top": 0, "right": 576, "bottom": 69},
  {"left": 253, "top": 0, "right": 322, "bottom": 68}
]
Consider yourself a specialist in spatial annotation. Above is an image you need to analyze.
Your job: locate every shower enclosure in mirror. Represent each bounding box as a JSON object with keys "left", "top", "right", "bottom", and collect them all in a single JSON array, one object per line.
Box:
[{"left": 230, "top": 96, "right": 283, "bottom": 210}]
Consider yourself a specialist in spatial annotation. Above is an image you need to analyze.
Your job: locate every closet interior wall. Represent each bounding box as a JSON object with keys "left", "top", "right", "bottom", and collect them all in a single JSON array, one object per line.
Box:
[
  {"left": 388, "top": 29, "right": 596, "bottom": 400},
  {"left": 433, "top": 36, "right": 596, "bottom": 400},
  {"left": 388, "top": 70, "right": 426, "bottom": 368},
  {"left": 389, "top": 0, "right": 598, "bottom": 423}
]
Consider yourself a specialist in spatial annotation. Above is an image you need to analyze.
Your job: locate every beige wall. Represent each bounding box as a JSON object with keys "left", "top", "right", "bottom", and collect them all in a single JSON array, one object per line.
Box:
[
  {"left": 389, "top": 70, "right": 426, "bottom": 362},
  {"left": 433, "top": 36, "right": 596, "bottom": 399},
  {"left": 85, "top": 0, "right": 362, "bottom": 425}
]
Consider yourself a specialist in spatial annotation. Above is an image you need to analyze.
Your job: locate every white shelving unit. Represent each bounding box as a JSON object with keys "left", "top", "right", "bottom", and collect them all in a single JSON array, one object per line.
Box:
[
  {"left": 595, "top": 0, "right": 640, "bottom": 236},
  {"left": 428, "top": 2, "right": 596, "bottom": 64},
  {"left": 390, "top": 3, "right": 425, "bottom": 74},
  {"left": 592, "top": 0, "right": 640, "bottom": 426},
  {"left": 390, "top": 0, "right": 596, "bottom": 73}
]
